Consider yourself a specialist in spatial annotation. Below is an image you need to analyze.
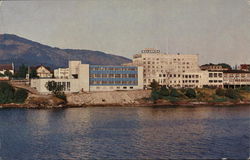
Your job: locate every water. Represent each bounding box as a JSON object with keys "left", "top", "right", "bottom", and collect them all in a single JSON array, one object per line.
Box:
[{"left": 0, "top": 106, "right": 249, "bottom": 160}]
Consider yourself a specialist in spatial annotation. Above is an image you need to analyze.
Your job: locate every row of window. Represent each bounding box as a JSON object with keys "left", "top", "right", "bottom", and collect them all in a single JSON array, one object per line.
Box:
[
  {"left": 209, "top": 73, "right": 223, "bottom": 78},
  {"left": 90, "top": 67, "right": 137, "bottom": 71},
  {"left": 90, "top": 81, "right": 137, "bottom": 85},
  {"left": 209, "top": 80, "right": 223, "bottom": 83},
  {"left": 90, "top": 74, "right": 137, "bottom": 78},
  {"left": 53, "top": 82, "right": 71, "bottom": 91},
  {"left": 143, "top": 61, "right": 193, "bottom": 65},
  {"left": 94, "top": 86, "right": 134, "bottom": 90},
  {"left": 144, "top": 65, "right": 193, "bottom": 69},
  {"left": 224, "top": 74, "right": 250, "bottom": 77},
  {"left": 142, "top": 57, "right": 195, "bottom": 62}
]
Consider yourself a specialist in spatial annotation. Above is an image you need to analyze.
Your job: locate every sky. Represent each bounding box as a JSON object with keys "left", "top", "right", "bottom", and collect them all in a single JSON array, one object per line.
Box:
[{"left": 0, "top": 0, "right": 249, "bottom": 65}]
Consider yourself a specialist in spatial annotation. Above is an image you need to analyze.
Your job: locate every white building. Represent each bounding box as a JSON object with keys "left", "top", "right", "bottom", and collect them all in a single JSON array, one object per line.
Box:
[
  {"left": 31, "top": 61, "right": 143, "bottom": 94},
  {"left": 223, "top": 70, "right": 250, "bottom": 88},
  {"left": 125, "top": 49, "right": 226, "bottom": 89},
  {"left": 54, "top": 68, "right": 69, "bottom": 79},
  {"left": 125, "top": 49, "right": 202, "bottom": 88}
]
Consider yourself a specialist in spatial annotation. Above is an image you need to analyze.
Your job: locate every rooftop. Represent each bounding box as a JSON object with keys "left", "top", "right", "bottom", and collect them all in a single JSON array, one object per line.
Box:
[{"left": 0, "top": 64, "right": 13, "bottom": 71}]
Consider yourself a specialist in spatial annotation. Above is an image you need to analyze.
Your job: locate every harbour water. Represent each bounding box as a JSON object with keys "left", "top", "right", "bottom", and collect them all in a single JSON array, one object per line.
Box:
[{"left": 0, "top": 106, "right": 249, "bottom": 159}]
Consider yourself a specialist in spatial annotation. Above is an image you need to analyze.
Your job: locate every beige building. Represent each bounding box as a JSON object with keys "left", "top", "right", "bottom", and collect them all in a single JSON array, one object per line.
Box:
[
  {"left": 223, "top": 70, "right": 250, "bottom": 88},
  {"left": 126, "top": 48, "right": 200, "bottom": 88},
  {"left": 36, "top": 65, "right": 53, "bottom": 78},
  {"left": 54, "top": 68, "right": 69, "bottom": 79}
]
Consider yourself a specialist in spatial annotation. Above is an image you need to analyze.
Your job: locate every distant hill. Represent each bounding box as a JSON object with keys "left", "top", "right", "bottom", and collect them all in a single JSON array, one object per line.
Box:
[{"left": 0, "top": 34, "right": 131, "bottom": 68}]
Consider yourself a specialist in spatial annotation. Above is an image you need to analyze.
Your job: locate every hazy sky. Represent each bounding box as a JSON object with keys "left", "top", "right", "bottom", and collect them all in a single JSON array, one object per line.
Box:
[{"left": 0, "top": 0, "right": 249, "bottom": 65}]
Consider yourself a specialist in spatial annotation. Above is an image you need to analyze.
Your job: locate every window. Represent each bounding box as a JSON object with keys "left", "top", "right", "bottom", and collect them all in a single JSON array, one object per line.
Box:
[
  {"left": 122, "top": 74, "right": 128, "bottom": 78},
  {"left": 115, "top": 74, "right": 121, "bottom": 78},
  {"left": 129, "top": 74, "right": 136, "bottom": 78}
]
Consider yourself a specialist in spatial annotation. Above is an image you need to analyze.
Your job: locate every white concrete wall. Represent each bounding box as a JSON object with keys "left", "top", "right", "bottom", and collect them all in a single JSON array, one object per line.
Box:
[
  {"left": 78, "top": 64, "right": 90, "bottom": 92},
  {"left": 69, "top": 61, "right": 81, "bottom": 77},
  {"left": 137, "top": 66, "right": 144, "bottom": 89},
  {"left": 31, "top": 79, "right": 80, "bottom": 94}
]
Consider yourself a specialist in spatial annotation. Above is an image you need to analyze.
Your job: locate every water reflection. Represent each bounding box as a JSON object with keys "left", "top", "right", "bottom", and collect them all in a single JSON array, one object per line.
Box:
[{"left": 0, "top": 106, "right": 249, "bottom": 159}]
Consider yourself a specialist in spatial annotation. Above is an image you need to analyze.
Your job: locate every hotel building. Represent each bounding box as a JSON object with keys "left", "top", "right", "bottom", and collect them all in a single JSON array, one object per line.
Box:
[{"left": 125, "top": 49, "right": 206, "bottom": 88}]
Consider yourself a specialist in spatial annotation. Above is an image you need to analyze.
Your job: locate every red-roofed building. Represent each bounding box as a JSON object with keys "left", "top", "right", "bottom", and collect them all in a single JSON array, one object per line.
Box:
[
  {"left": 0, "top": 63, "right": 14, "bottom": 75},
  {"left": 239, "top": 64, "right": 250, "bottom": 72}
]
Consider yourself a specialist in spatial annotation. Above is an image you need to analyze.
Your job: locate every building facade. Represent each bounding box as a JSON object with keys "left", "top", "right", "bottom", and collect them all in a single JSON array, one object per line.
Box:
[
  {"left": 126, "top": 48, "right": 201, "bottom": 88},
  {"left": 36, "top": 65, "right": 53, "bottom": 78},
  {"left": 31, "top": 61, "right": 143, "bottom": 93},
  {"left": 223, "top": 70, "right": 250, "bottom": 88},
  {"left": 54, "top": 68, "right": 69, "bottom": 79}
]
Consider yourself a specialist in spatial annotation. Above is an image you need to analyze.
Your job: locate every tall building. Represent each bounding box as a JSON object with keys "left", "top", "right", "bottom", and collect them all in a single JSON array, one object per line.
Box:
[{"left": 125, "top": 48, "right": 200, "bottom": 88}]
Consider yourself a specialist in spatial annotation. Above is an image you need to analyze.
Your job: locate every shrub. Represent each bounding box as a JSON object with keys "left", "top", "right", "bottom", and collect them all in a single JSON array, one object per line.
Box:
[
  {"left": 55, "top": 92, "right": 67, "bottom": 102},
  {"left": 149, "top": 80, "right": 160, "bottom": 90},
  {"left": 164, "top": 96, "right": 179, "bottom": 102},
  {"left": 151, "top": 89, "right": 160, "bottom": 103},
  {"left": 240, "top": 86, "right": 250, "bottom": 92},
  {"left": 14, "top": 89, "right": 28, "bottom": 103},
  {"left": 0, "top": 82, "right": 15, "bottom": 104},
  {"left": 45, "top": 81, "right": 63, "bottom": 95},
  {"left": 185, "top": 88, "right": 196, "bottom": 98},
  {"left": 159, "top": 86, "right": 169, "bottom": 97},
  {"left": 225, "top": 89, "right": 240, "bottom": 100},
  {"left": 215, "top": 88, "right": 225, "bottom": 96},
  {"left": 170, "top": 88, "right": 182, "bottom": 97},
  {"left": 45, "top": 81, "right": 67, "bottom": 101}
]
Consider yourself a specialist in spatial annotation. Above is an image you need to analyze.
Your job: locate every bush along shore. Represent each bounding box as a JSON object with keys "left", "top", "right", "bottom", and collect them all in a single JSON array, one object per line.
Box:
[
  {"left": 0, "top": 82, "right": 28, "bottom": 105},
  {"left": 0, "top": 81, "right": 66, "bottom": 109},
  {"left": 1, "top": 80, "right": 250, "bottom": 108},
  {"left": 148, "top": 80, "right": 250, "bottom": 106}
]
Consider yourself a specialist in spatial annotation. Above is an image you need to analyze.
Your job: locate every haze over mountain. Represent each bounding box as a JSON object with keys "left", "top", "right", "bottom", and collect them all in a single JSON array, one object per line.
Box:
[{"left": 0, "top": 34, "right": 131, "bottom": 68}]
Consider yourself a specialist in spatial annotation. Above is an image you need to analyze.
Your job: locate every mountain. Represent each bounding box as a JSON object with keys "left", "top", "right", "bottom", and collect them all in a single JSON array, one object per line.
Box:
[{"left": 0, "top": 34, "right": 131, "bottom": 68}]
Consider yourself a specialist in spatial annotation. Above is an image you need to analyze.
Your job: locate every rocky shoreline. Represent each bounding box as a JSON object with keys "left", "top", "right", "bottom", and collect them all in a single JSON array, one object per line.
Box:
[
  {"left": 1, "top": 99, "right": 250, "bottom": 109},
  {"left": 1, "top": 90, "right": 250, "bottom": 109}
]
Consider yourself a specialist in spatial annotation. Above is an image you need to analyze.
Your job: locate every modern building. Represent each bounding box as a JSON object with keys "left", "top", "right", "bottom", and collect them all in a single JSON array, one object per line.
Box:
[
  {"left": 223, "top": 70, "right": 250, "bottom": 88},
  {"left": 204, "top": 71, "right": 224, "bottom": 88},
  {"left": 54, "top": 68, "right": 69, "bottom": 79},
  {"left": 125, "top": 48, "right": 200, "bottom": 88},
  {"left": 125, "top": 49, "right": 229, "bottom": 89},
  {"left": 125, "top": 48, "right": 204, "bottom": 88},
  {"left": 31, "top": 61, "right": 143, "bottom": 93},
  {"left": 36, "top": 65, "right": 53, "bottom": 78}
]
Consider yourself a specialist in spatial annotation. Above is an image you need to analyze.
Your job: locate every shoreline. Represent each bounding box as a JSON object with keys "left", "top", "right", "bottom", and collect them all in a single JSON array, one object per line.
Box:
[{"left": 1, "top": 100, "right": 250, "bottom": 109}]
